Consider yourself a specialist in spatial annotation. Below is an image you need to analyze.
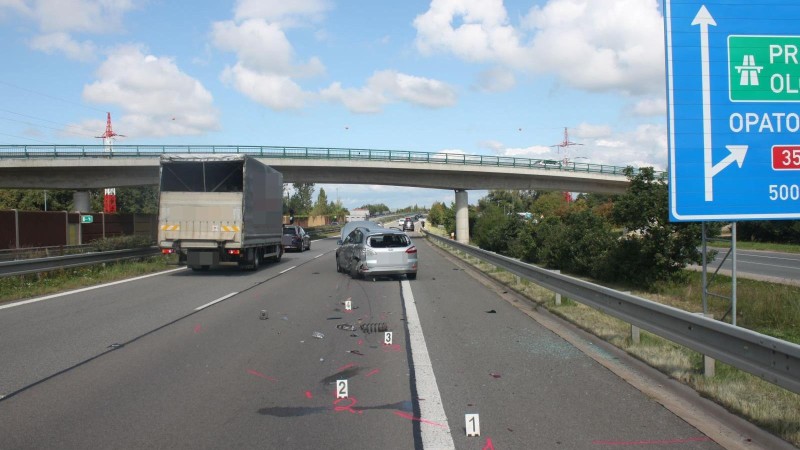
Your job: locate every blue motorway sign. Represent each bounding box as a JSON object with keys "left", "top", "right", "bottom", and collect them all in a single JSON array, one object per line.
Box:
[{"left": 665, "top": 1, "right": 800, "bottom": 221}]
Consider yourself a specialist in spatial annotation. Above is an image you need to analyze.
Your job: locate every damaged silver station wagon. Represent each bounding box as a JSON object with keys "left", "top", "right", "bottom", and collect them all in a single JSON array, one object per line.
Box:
[{"left": 336, "top": 226, "right": 418, "bottom": 280}]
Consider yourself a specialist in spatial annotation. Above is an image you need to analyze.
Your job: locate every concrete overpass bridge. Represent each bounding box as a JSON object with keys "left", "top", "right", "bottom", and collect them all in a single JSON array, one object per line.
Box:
[{"left": 0, "top": 145, "right": 647, "bottom": 243}]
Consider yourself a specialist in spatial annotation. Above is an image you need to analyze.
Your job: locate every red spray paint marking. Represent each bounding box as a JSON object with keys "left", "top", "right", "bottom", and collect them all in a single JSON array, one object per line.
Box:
[
  {"left": 305, "top": 391, "right": 313, "bottom": 399},
  {"left": 382, "top": 344, "right": 402, "bottom": 353},
  {"left": 392, "top": 411, "right": 449, "bottom": 429},
  {"left": 193, "top": 324, "right": 202, "bottom": 334},
  {"left": 482, "top": 438, "right": 496, "bottom": 450},
  {"left": 247, "top": 369, "right": 277, "bottom": 382},
  {"left": 591, "top": 437, "right": 712, "bottom": 446},
  {"left": 357, "top": 339, "right": 364, "bottom": 346},
  {"left": 365, "top": 368, "right": 380, "bottom": 378},
  {"left": 336, "top": 363, "right": 355, "bottom": 372},
  {"left": 333, "top": 397, "right": 363, "bottom": 415}
]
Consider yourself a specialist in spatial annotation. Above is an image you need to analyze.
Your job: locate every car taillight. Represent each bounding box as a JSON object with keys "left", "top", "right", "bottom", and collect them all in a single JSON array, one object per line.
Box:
[
  {"left": 227, "top": 249, "right": 241, "bottom": 255},
  {"left": 406, "top": 246, "right": 417, "bottom": 254},
  {"left": 161, "top": 248, "right": 174, "bottom": 254}
]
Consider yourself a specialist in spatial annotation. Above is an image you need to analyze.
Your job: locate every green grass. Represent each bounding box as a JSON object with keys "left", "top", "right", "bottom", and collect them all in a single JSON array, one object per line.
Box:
[{"left": 0, "top": 256, "right": 177, "bottom": 305}]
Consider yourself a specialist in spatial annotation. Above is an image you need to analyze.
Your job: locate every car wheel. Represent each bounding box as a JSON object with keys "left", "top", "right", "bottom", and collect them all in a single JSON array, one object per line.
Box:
[
  {"left": 336, "top": 259, "right": 342, "bottom": 273},
  {"left": 407, "top": 273, "right": 417, "bottom": 280},
  {"left": 349, "top": 261, "right": 361, "bottom": 279},
  {"left": 306, "top": 241, "right": 310, "bottom": 251}
]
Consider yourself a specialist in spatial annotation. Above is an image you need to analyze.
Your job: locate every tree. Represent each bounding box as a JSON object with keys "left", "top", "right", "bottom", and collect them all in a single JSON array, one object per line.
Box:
[
  {"left": 604, "top": 167, "right": 704, "bottom": 286},
  {"left": 0, "top": 189, "right": 74, "bottom": 211},
  {"left": 359, "top": 203, "right": 390, "bottom": 216},
  {"left": 311, "top": 188, "right": 329, "bottom": 216},
  {"left": 288, "top": 183, "right": 314, "bottom": 215}
]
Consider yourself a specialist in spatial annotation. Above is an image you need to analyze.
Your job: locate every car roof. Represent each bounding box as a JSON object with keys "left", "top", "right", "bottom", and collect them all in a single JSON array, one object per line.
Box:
[{"left": 340, "top": 220, "right": 382, "bottom": 239}]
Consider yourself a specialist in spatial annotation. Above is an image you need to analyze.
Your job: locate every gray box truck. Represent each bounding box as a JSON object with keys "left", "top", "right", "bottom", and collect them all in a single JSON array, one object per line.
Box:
[{"left": 157, "top": 155, "right": 284, "bottom": 271}]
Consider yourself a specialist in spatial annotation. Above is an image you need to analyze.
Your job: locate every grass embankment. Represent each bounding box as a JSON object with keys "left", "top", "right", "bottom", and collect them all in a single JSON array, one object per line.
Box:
[{"left": 425, "top": 225, "right": 800, "bottom": 447}]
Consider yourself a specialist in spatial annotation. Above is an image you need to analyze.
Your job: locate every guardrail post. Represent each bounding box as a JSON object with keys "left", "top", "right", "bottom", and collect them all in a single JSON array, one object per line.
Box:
[
  {"left": 694, "top": 312, "right": 716, "bottom": 378},
  {"left": 553, "top": 270, "right": 561, "bottom": 305}
]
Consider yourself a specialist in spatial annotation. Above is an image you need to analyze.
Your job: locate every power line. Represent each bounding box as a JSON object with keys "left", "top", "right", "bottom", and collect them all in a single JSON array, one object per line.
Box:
[
  {"left": 0, "top": 108, "right": 99, "bottom": 136},
  {"left": 0, "top": 131, "right": 55, "bottom": 145},
  {"left": 0, "top": 80, "right": 106, "bottom": 113}
]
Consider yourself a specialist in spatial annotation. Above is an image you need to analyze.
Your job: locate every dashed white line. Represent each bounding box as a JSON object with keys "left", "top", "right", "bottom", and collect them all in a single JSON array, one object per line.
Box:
[
  {"left": 280, "top": 265, "right": 297, "bottom": 274},
  {"left": 194, "top": 292, "right": 238, "bottom": 311},
  {"left": 314, "top": 254, "right": 324, "bottom": 259},
  {"left": 401, "top": 279, "right": 454, "bottom": 448}
]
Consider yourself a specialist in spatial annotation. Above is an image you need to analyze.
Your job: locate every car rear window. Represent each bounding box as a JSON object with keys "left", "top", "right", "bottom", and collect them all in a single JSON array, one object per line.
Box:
[
  {"left": 283, "top": 227, "right": 297, "bottom": 235},
  {"left": 368, "top": 234, "right": 410, "bottom": 248}
]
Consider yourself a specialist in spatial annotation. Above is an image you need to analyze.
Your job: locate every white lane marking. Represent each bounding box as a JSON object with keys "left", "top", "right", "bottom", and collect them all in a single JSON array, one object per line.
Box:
[
  {"left": 0, "top": 267, "right": 186, "bottom": 311},
  {"left": 194, "top": 292, "right": 238, "bottom": 311},
  {"left": 401, "top": 279, "right": 454, "bottom": 448},
  {"left": 314, "top": 254, "right": 323, "bottom": 259},
  {"left": 280, "top": 265, "right": 297, "bottom": 274}
]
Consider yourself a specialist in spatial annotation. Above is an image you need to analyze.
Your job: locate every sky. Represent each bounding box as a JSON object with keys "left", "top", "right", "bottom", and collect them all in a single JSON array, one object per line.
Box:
[{"left": 0, "top": 0, "right": 668, "bottom": 210}]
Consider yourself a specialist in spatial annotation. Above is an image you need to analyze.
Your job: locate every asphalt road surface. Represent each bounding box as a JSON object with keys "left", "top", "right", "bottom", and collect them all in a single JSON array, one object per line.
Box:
[
  {"left": 704, "top": 247, "right": 800, "bottom": 285},
  {"left": 0, "top": 235, "right": 765, "bottom": 449}
]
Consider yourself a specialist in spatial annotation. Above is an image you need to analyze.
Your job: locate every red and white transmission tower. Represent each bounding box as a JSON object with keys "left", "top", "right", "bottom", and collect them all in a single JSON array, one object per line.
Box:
[
  {"left": 95, "top": 112, "right": 125, "bottom": 213},
  {"left": 95, "top": 112, "right": 125, "bottom": 153},
  {"left": 550, "top": 127, "right": 583, "bottom": 203}
]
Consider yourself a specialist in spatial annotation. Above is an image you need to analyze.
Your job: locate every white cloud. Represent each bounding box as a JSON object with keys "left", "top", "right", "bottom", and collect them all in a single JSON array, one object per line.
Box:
[
  {"left": 476, "top": 67, "right": 516, "bottom": 92},
  {"left": 233, "top": 0, "right": 330, "bottom": 25},
  {"left": 29, "top": 32, "right": 96, "bottom": 61},
  {"left": 212, "top": 9, "right": 325, "bottom": 110},
  {"left": 632, "top": 97, "right": 667, "bottom": 117},
  {"left": 321, "top": 70, "right": 457, "bottom": 113},
  {"left": 574, "top": 123, "right": 612, "bottom": 140},
  {"left": 80, "top": 45, "right": 219, "bottom": 137},
  {"left": 1, "top": 0, "right": 137, "bottom": 59},
  {"left": 221, "top": 63, "right": 311, "bottom": 111},
  {"left": 414, "top": 0, "right": 665, "bottom": 96},
  {"left": 577, "top": 123, "right": 667, "bottom": 170}
]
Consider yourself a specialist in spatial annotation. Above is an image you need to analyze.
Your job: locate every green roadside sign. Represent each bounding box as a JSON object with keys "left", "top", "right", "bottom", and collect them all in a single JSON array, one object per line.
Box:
[
  {"left": 729, "top": 35, "right": 800, "bottom": 102},
  {"left": 81, "top": 215, "right": 93, "bottom": 224}
]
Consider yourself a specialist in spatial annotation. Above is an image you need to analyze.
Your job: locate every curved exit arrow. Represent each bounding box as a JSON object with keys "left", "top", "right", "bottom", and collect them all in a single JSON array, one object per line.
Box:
[{"left": 710, "top": 145, "right": 749, "bottom": 177}]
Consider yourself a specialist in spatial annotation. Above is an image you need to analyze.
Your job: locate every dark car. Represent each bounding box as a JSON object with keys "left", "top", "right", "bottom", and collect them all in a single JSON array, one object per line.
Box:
[
  {"left": 402, "top": 217, "right": 415, "bottom": 232},
  {"left": 282, "top": 225, "right": 310, "bottom": 252}
]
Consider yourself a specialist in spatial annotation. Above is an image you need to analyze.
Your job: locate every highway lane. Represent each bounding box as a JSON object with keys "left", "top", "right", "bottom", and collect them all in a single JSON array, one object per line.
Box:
[
  {"left": 0, "top": 235, "right": 726, "bottom": 449},
  {"left": 705, "top": 248, "right": 800, "bottom": 284}
]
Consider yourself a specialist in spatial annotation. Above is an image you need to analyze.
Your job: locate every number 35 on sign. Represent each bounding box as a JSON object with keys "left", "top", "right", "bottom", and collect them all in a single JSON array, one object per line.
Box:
[{"left": 773, "top": 145, "right": 800, "bottom": 170}]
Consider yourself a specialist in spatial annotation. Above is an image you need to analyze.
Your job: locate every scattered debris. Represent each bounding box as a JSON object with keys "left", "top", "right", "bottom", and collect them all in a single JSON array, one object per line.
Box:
[
  {"left": 347, "top": 350, "right": 365, "bottom": 356},
  {"left": 489, "top": 372, "right": 502, "bottom": 379},
  {"left": 327, "top": 317, "right": 342, "bottom": 320},
  {"left": 312, "top": 331, "right": 325, "bottom": 339},
  {"left": 107, "top": 343, "right": 123, "bottom": 349},
  {"left": 360, "top": 322, "right": 388, "bottom": 334},
  {"left": 336, "top": 324, "right": 357, "bottom": 331},
  {"left": 486, "top": 310, "right": 497, "bottom": 314},
  {"left": 349, "top": 334, "right": 359, "bottom": 338},
  {"left": 282, "top": 316, "right": 289, "bottom": 321},
  {"left": 260, "top": 310, "right": 268, "bottom": 320}
]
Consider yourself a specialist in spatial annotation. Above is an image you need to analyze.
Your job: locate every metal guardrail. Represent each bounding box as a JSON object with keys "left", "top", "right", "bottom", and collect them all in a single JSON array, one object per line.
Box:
[
  {"left": 0, "top": 145, "right": 663, "bottom": 178},
  {"left": 424, "top": 231, "right": 800, "bottom": 394},
  {"left": 0, "top": 244, "right": 98, "bottom": 263},
  {"left": 0, "top": 247, "right": 161, "bottom": 278}
]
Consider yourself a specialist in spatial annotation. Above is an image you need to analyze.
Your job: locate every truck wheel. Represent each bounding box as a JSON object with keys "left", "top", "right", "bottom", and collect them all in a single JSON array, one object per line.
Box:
[{"left": 251, "top": 252, "right": 260, "bottom": 270}]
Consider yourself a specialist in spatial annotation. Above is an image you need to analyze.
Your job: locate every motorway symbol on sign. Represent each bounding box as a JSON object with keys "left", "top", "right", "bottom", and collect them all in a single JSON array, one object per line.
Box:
[
  {"left": 81, "top": 215, "right": 93, "bottom": 224},
  {"left": 666, "top": 1, "right": 800, "bottom": 221}
]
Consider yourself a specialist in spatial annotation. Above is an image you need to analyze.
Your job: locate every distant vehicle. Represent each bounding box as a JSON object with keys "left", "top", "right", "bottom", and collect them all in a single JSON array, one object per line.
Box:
[
  {"left": 403, "top": 217, "right": 415, "bottom": 232},
  {"left": 282, "top": 225, "right": 310, "bottom": 252},
  {"left": 533, "top": 159, "right": 562, "bottom": 169},
  {"left": 158, "top": 155, "right": 283, "bottom": 271},
  {"left": 398, "top": 218, "right": 405, "bottom": 226},
  {"left": 336, "top": 227, "right": 417, "bottom": 280}
]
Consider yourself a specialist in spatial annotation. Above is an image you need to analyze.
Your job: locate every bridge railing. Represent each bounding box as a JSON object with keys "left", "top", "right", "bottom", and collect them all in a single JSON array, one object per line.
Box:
[{"left": 0, "top": 145, "right": 658, "bottom": 178}]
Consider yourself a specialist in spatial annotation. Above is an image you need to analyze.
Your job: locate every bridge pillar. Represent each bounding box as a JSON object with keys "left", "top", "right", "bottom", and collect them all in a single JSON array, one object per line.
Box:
[
  {"left": 455, "top": 189, "right": 469, "bottom": 244},
  {"left": 73, "top": 191, "right": 90, "bottom": 212}
]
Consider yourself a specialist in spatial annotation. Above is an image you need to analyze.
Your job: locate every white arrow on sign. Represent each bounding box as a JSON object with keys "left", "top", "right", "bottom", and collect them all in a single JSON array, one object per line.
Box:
[{"left": 692, "top": 5, "right": 747, "bottom": 202}]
